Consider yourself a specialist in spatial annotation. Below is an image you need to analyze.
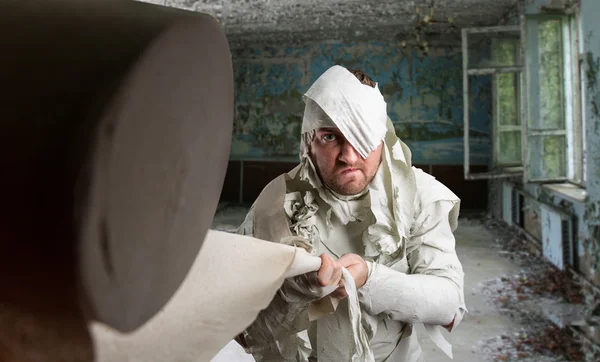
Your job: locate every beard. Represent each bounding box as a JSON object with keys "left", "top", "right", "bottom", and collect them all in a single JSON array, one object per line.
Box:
[{"left": 319, "top": 162, "right": 376, "bottom": 196}]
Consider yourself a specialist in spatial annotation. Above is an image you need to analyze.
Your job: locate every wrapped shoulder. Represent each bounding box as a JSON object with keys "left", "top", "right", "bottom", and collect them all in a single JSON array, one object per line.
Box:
[
  {"left": 410, "top": 167, "right": 461, "bottom": 236},
  {"left": 412, "top": 167, "right": 460, "bottom": 206}
]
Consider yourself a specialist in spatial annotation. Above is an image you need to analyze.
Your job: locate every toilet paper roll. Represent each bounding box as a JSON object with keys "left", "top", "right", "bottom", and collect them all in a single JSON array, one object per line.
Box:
[{"left": 91, "top": 230, "right": 322, "bottom": 362}]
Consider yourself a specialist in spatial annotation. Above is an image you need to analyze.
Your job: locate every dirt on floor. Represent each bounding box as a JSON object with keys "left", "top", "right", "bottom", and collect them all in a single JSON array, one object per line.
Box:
[{"left": 473, "top": 217, "right": 586, "bottom": 362}]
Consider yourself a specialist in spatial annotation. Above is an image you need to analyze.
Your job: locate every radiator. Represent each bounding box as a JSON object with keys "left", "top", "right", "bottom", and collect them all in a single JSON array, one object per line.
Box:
[{"left": 541, "top": 204, "right": 574, "bottom": 270}]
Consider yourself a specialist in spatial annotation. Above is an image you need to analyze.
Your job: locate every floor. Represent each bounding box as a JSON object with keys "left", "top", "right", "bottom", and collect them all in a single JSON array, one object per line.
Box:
[
  {"left": 414, "top": 218, "right": 521, "bottom": 362},
  {"left": 208, "top": 205, "right": 528, "bottom": 362}
]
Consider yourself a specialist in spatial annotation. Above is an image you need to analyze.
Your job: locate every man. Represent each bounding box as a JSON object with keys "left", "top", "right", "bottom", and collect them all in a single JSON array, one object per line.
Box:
[{"left": 236, "top": 65, "right": 466, "bottom": 362}]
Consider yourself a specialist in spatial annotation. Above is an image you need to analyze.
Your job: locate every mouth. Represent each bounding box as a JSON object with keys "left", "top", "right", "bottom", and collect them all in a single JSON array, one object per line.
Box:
[{"left": 340, "top": 168, "right": 359, "bottom": 174}]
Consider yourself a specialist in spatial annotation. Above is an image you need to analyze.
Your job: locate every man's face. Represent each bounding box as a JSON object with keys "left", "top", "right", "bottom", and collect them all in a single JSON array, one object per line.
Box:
[{"left": 310, "top": 128, "right": 383, "bottom": 195}]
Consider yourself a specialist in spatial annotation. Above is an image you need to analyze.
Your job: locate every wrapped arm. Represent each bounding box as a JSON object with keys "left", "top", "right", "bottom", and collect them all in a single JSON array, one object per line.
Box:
[
  {"left": 358, "top": 199, "right": 466, "bottom": 329},
  {"left": 235, "top": 207, "right": 327, "bottom": 361}
]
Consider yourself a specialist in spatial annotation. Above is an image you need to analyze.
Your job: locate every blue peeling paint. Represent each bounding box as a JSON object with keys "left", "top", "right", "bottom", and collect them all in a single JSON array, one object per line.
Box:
[{"left": 232, "top": 39, "right": 492, "bottom": 165}]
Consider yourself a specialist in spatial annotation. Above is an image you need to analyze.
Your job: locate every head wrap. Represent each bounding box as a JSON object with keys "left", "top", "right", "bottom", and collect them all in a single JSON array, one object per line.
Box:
[{"left": 301, "top": 65, "right": 388, "bottom": 159}]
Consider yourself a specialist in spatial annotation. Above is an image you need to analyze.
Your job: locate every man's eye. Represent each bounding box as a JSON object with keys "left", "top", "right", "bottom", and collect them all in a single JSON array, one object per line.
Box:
[{"left": 322, "top": 134, "right": 336, "bottom": 142}]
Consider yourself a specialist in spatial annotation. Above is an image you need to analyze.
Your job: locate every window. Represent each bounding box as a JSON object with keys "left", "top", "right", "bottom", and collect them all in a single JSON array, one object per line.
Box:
[
  {"left": 462, "top": 25, "right": 524, "bottom": 179},
  {"left": 461, "top": 11, "right": 585, "bottom": 186},
  {"left": 525, "top": 14, "right": 584, "bottom": 185}
]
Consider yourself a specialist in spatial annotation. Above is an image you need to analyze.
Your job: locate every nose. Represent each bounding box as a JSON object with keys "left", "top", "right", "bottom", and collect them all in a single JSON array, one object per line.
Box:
[{"left": 338, "top": 140, "right": 361, "bottom": 165}]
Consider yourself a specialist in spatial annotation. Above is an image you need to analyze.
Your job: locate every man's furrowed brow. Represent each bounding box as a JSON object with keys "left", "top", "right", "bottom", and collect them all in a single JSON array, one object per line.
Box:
[{"left": 317, "top": 127, "right": 338, "bottom": 133}]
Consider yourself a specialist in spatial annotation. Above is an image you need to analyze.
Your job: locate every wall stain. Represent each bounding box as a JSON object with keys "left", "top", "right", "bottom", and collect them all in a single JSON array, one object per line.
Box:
[
  {"left": 583, "top": 27, "right": 600, "bottom": 282},
  {"left": 232, "top": 40, "right": 493, "bottom": 165}
]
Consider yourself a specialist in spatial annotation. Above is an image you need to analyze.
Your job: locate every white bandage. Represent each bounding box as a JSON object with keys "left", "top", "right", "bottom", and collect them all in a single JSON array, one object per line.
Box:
[{"left": 302, "top": 65, "right": 388, "bottom": 158}]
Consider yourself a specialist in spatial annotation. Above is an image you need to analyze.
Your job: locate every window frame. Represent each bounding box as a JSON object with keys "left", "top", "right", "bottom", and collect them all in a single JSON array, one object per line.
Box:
[
  {"left": 523, "top": 13, "right": 585, "bottom": 186},
  {"left": 462, "top": 11, "right": 585, "bottom": 186},
  {"left": 492, "top": 37, "right": 524, "bottom": 168},
  {"left": 462, "top": 24, "right": 524, "bottom": 180}
]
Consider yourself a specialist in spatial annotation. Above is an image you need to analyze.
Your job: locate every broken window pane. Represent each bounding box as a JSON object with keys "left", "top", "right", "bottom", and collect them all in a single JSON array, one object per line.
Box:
[
  {"left": 528, "top": 135, "right": 566, "bottom": 179},
  {"left": 467, "top": 74, "right": 493, "bottom": 167},
  {"left": 467, "top": 30, "right": 521, "bottom": 69}
]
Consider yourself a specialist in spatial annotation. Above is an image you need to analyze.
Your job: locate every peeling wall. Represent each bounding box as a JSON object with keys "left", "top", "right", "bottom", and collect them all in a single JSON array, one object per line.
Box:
[
  {"left": 521, "top": 184, "right": 589, "bottom": 270},
  {"left": 525, "top": 0, "right": 577, "bottom": 14},
  {"left": 231, "top": 40, "right": 492, "bottom": 165},
  {"left": 581, "top": 0, "right": 600, "bottom": 285}
]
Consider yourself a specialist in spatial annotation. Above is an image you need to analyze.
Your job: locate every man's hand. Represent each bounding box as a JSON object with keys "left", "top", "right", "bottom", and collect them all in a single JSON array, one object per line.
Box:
[
  {"left": 332, "top": 253, "right": 369, "bottom": 299},
  {"left": 317, "top": 253, "right": 343, "bottom": 287}
]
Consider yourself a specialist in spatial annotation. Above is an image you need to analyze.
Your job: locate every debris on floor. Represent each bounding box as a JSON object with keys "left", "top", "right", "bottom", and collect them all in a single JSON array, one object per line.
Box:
[
  {"left": 474, "top": 325, "right": 584, "bottom": 362},
  {"left": 473, "top": 217, "right": 587, "bottom": 361}
]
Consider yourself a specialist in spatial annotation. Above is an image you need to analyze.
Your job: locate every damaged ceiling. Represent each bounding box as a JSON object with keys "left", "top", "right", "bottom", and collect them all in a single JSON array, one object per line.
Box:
[{"left": 139, "top": 0, "right": 519, "bottom": 47}]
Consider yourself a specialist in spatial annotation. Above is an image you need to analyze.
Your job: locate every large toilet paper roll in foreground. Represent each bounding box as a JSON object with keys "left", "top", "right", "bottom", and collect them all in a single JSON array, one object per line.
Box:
[
  {"left": 76, "top": 13, "right": 234, "bottom": 332},
  {"left": 91, "top": 230, "right": 323, "bottom": 362},
  {"left": 1, "top": 0, "right": 234, "bottom": 356}
]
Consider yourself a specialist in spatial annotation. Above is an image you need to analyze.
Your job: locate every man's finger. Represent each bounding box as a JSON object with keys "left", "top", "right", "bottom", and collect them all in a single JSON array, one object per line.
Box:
[
  {"left": 331, "top": 261, "right": 343, "bottom": 284},
  {"left": 317, "top": 254, "right": 334, "bottom": 286},
  {"left": 337, "top": 253, "right": 369, "bottom": 289}
]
